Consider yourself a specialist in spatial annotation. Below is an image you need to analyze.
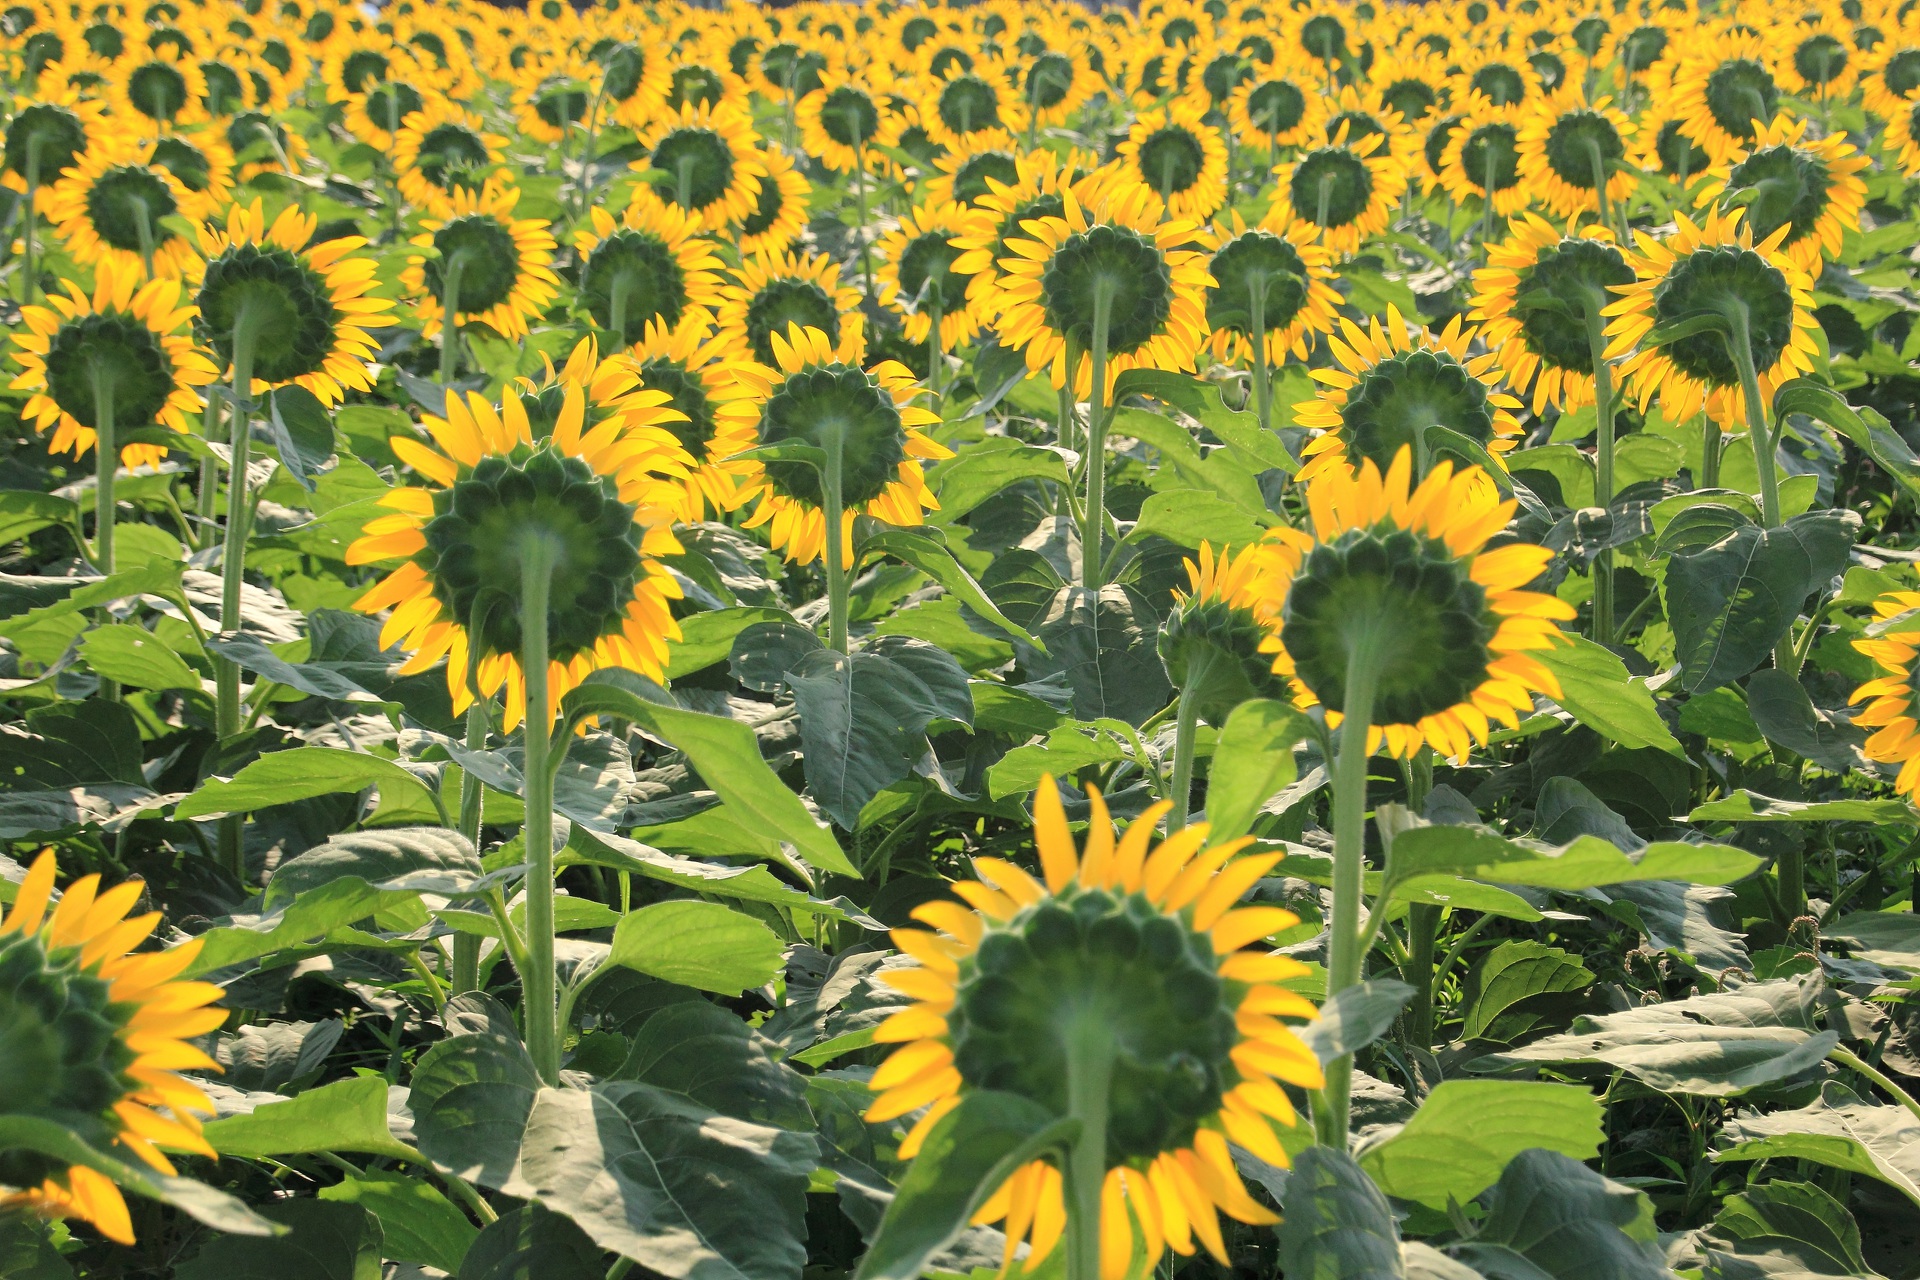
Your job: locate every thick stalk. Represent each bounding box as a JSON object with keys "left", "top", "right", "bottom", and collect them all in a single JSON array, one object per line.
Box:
[
  {"left": 1317, "top": 632, "right": 1382, "bottom": 1147},
  {"left": 1080, "top": 282, "right": 1115, "bottom": 591},
  {"left": 821, "top": 422, "right": 851, "bottom": 655},
  {"left": 20, "top": 143, "right": 37, "bottom": 304},
  {"left": 926, "top": 300, "right": 942, "bottom": 397},
  {"left": 1061, "top": 1013, "right": 1115, "bottom": 1280},
  {"left": 89, "top": 365, "right": 119, "bottom": 704},
  {"left": 851, "top": 131, "right": 873, "bottom": 298},
  {"left": 1585, "top": 301, "right": 1618, "bottom": 644},
  {"left": 576, "top": 82, "right": 608, "bottom": 217},
  {"left": 1480, "top": 149, "right": 1498, "bottom": 252},
  {"left": 439, "top": 253, "right": 467, "bottom": 386},
  {"left": 197, "top": 388, "right": 223, "bottom": 526},
  {"left": 1700, "top": 416, "right": 1721, "bottom": 489},
  {"left": 130, "top": 195, "right": 156, "bottom": 282},
  {"left": 1585, "top": 138, "right": 1611, "bottom": 239},
  {"left": 1250, "top": 274, "right": 1272, "bottom": 435},
  {"left": 1725, "top": 304, "right": 1796, "bottom": 677},
  {"left": 1404, "top": 903, "right": 1440, "bottom": 1046},
  {"left": 451, "top": 699, "right": 489, "bottom": 996},
  {"left": 518, "top": 534, "right": 561, "bottom": 1085},
  {"left": 675, "top": 154, "right": 696, "bottom": 219},
  {"left": 216, "top": 309, "right": 261, "bottom": 883},
  {"left": 608, "top": 272, "right": 630, "bottom": 352},
  {"left": 1167, "top": 653, "right": 1213, "bottom": 832}
]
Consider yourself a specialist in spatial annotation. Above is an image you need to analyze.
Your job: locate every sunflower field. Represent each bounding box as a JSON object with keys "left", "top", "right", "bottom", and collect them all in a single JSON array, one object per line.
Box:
[{"left": 6, "top": 0, "right": 1920, "bottom": 1274}]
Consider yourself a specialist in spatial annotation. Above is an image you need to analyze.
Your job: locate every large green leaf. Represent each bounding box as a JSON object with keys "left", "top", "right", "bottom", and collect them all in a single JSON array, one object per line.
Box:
[
  {"left": 515, "top": 1081, "right": 817, "bottom": 1280},
  {"left": 1025, "top": 584, "right": 1171, "bottom": 726},
  {"left": 607, "top": 899, "right": 784, "bottom": 996},
  {"left": 558, "top": 671, "right": 854, "bottom": 875},
  {"left": 1300, "top": 979, "right": 1415, "bottom": 1065},
  {"left": 930, "top": 437, "right": 1070, "bottom": 522},
  {"left": 408, "top": 1028, "right": 544, "bottom": 1188},
  {"left": 175, "top": 1201, "right": 380, "bottom": 1280},
  {"left": 1716, "top": 1083, "right": 1920, "bottom": 1209},
  {"left": 0, "top": 1219, "right": 73, "bottom": 1279},
  {"left": 1461, "top": 941, "right": 1595, "bottom": 1042},
  {"left": 1203, "top": 698, "right": 1309, "bottom": 842},
  {"left": 186, "top": 877, "right": 409, "bottom": 976},
  {"left": 1702, "top": 1180, "right": 1879, "bottom": 1279},
  {"left": 1743, "top": 670, "right": 1867, "bottom": 773},
  {"left": 1687, "top": 791, "right": 1917, "bottom": 824},
  {"left": 203, "top": 1076, "right": 415, "bottom": 1161},
  {"left": 1825, "top": 911, "right": 1920, "bottom": 973},
  {"left": 858, "top": 525, "right": 1045, "bottom": 648},
  {"left": 1773, "top": 377, "right": 1920, "bottom": 502},
  {"left": 0, "top": 1116, "right": 278, "bottom": 1235},
  {"left": 1450, "top": 1149, "right": 1666, "bottom": 1280},
  {"left": 1467, "top": 980, "right": 1834, "bottom": 1096},
  {"left": 985, "top": 724, "right": 1128, "bottom": 799},
  {"left": 263, "top": 826, "right": 481, "bottom": 907},
  {"left": 79, "top": 623, "right": 201, "bottom": 690},
  {"left": 1130, "top": 487, "right": 1268, "bottom": 550},
  {"left": 1276, "top": 1145, "right": 1406, "bottom": 1280},
  {"left": 857, "top": 1091, "right": 1078, "bottom": 1280},
  {"left": 1358, "top": 1081, "right": 1604, "bottom": 1209},
  {"left": 1666, "top": 510, "right": 1860, "bottom": 694},
  {"left": 564, "top": 826, "right": 879, "bottom": 927},
  {"left": 1535, "top": 636, "right": 1684, "bottom": 757},
  {"left": 318, "top": 1168, "right": 477, "bottom": 1272},
  {"left": 611, "top": 999, "right": 811, "bottom": 1129},
  {"left": 1389, "top": 825, "right": 1762, "bottom": 892},
  {"left": 457, "top": 1204, "right": 604, "bottom": 1280},
  {"left": 175, "top": 746, "right": 439, "bottom": 820},
  {"left": 205, "top": 631, "right": 387, "bottom": 704}
]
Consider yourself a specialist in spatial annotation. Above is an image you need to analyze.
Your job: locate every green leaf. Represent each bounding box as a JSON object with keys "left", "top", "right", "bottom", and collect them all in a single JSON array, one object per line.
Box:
[
  {"left": 782, "top": 638, "right": 974, "bottom": 829},
  {"left": 408, "top": 1024, "right": 543, "bottom": 1188},
  {"left": 1202, "top": 698, "right": 1309, "bottom": 842},
  {"left": 318, "top": 1168, "right": 477, "bottom": 1272},
  {"left": 986, "top": 724, "right": 1127, "bottom": 799},
  {"left": 1654, "top": 501, "right": 1758, "bottom": 558},
  {"left": 1825, "top": 911, "right": 1920, "bottom": 973},
  {"left": 1666, "top": 510, "right": 1861, "bottom": 694},
  {"left": 0, "top": 561, "right": 184, "bottom": 643},
  {"left": 0, "top": 1114, "right": 278, "bottom": 1236},
  {"left": 1774, "top": 376, "right": 1920, "bottom": 502},
  {"left": 856, "top": 1091, "right": 1079, "bottom": 1280},
  {"left": 1358, "top": 1080, "right": 1604, "bottom": 1209},
  {"left": 559, "top": 671, "right": 854, "bottom": 876},
  {"left": 1461, "top": 941, "right": 1595, "bottom": 1042},
  {"left": 1744, "top": 669, "right": 1868, "bottom": 773},
  {"left": 1535, "top": 637, "right": 1684, "bottom": 757},
  {"left": 1716, "top": 1083, "right": 1920, "bottom": 1209},
  {"left": 264, "top": 827, "right": 481, "bottom": 907},
  {"left": 267, "top": 384, "right": 337, "bottom": 492},
  {"left": 563, "top": 826, "right": 878, "bottom": 927},
  {"left": 664, "top": 606, "right": 791, "bottom": 679},
  {"left": 607, "top": 899, "right": 785, "bottom": 995},
  {"left": 1276, "top": 1146, "right": 1406, "bottom": 1280},
  {"left": 202, "top": 1076, "right": 415, "bottom": 1162},
  {"left": 1466, "top": 980, "right": 1835, "bottom": 1096},
  {"left": 930, "top": 437, "right": 1070, "bottom": 522},
  {"left": 457, "top": 1205, "right": 604, "bottom": 1280},
  {"left": 859, "top": 526, "right": 1045, "bottom": 649},
  {"left": 1451, "top": 1149, "right": 1666, "bottom": 1280},
  {"left": 1687, "top": 791, "right": 1917, "bottom": 824},
  {"left": 1709, "top": 1180, "right": 1876, "bottom": 1278},
  {"left": 0, "top": 490, "right": 81, "bottom": 547},
  {"left": 0, "top": 1217, "right": 74, "bottom": 1280},
  {"left": 611, "top": 1000, "right": 811, "bottom": 1129},
  {"left": 186, "top": 877, "right": 406, "bottom": 976},
  {"left": 0, "top": 700, "right": 146, "bottom": 788},
  {"left": 204, "top": 631, "right": 386, "bottom": 704},
  {"left": 212, "top": 1018, "right": 343, "bottom": 1093},
  {"left": 175, "top": 1201, "right": 380, "bottom": 1280},
  {"left": 1387, "top": 825, "right": 1763, "bottom": 892},
  {"left": 1299, "top": 979, "right": 1415, "bottom": 1065},
  {"left": 1130, "top": 488, "right": 1268, "bottom": 550},
  {"left": 175, "top": 746, "right": 438, "bottom": 820},
  {"left": 515, "top": 1081, "right": 817, "bottom": 1280},
  {"left": 1026, "top": 585, "right": 1171, "bottom": 726}
]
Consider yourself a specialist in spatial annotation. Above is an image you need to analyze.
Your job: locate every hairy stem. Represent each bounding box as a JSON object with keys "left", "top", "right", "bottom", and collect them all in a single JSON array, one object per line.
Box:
[
  {"left": 1080, "top": 281, "right": 1115, "bottom": 590},
  {"left": 1061, "top": 1012, "right": 1114, "bottom": 1280},
  {"left": 216, "top": 306, "right": 262, "bottom": 884},
  {"left": 1318, "top": 629, "right": 1382, "bottom": 1147},
  {"left": 518, "top": 533, "right": 561, "bottom": 1085},
  {"left": 451, "top": 698, "right": 489, "bottom": 996},
  {"left": 439, "top": 252, "right": 468, "bottom": 386},
  {"left": 1585, "top": 299, "right": 1618, "bottom": 644}
]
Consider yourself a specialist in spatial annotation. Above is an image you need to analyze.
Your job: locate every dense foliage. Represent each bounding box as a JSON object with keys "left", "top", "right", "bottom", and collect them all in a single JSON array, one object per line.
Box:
[{"left": 1, "top": 0, "right": 1919, "bottom": 1277}]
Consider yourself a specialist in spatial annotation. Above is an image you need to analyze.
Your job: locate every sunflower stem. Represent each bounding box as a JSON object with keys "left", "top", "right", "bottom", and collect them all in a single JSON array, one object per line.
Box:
[
  {"left": 197, "top": 387, "right": 223, "bottom": 527},
  {"left": 1402, "top": 750, "right": 1437, "bottom": 1044},
  {"left": 927, "top": 298, "right": 943, "bottom": 398},
  {"left": 439, "top": 251, "right": 468, "bottom": 386},
  {"left": 518, "top": 532, "right": 562, "bottom": 1086},
  {"left": 130, "top": 195, "right": 157, "bottom": 282},
  {"left": 1479, "top": 148, "right": 1498, "bottom": 257},
  {"left": 451, "top": 698, "right": 489, "bottom": 996},
  {"left": 88, "top": 363, "right": 120, "bottom": 704},
  {"left": 20, "top": 144, "right": 38, "bottom": 305},
  {"left": 1725, "top": 303, "right": 1782, "bottom": 530},
  {"left": 675, "top": 154, "right": 697, "bottom": 220},
  {"left": 1584, "top": 299, "right": 1618, "bottom": 645},
  {"left": 1250, "top": 273, "right": 1272, "bottom": 437},
  {"left": 822, "top": 421, "right": 851, "bottom": 655},
  {"left": 577, "top": 81, "right": 608, "bottom": 218},
  {"left": 1829, "top": 1046, "right": 1920, "bottom": 1124},
  {"left": 852, "top": 132, "right": 873, "bottom": 299},
  {"left": 1168, "top": 652, "right": 1212, "bottom": 833},
  {"left": 217, "top": 304, "right": 263, "bottom": 885},
  {"left": 1584, "top": 137, "right": 1611, "bottom": 239},
  {"left": 1700, "top": 416, "right": 1721, "bottom": 489},
  {"left": 1061, "top": 1009, "right": 1115, "bottom": 1280},
  {"left": 1318, "top": 628, "right": 1383, "bottom": 1149},
  {"left": 607, "top": 272, "right": 630, "bottom": 353},
  {"left": 1080, "top": 280, "right": 1115, "bottom": 592}
]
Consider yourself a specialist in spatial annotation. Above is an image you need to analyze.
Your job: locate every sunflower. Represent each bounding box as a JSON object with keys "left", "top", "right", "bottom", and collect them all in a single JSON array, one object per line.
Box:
[
  {"left": 716, "top": 248, "right": 867, "bottom": 369},
  {"left": 1635, "top": 111, "right": 1714, "bottom": 188},
  {"left": 1453, "top": 45, "right": 1539, "bottom": 110},
  {"left": 42, "top": 142, "right": 197, "bottom": 280},
  {"left": 735, "top": 145, "right": 812, "bottom": 258},
  {"left": 1851, "top": 590, "right": 1920, "bottom": 800},
  {"left": 1607, "top": 19, "right": 1676, "bottom": 85},
  {"left": 10, "top": 256, "right": 216, "bottom": 470},
  {"left": 1228, "top": 66, "right": 1324, "bottom": 157},
  {"left": 920, "top": 135, "right": 1024, "bottom": 210},
  {"left": 1776, "top": 13, "right": 1858, "bottom": 101},
  {"left": 1367, "top": 50, "right": 1451, "bottom": 128},
  {"left": 735, "top": 324, "right": 950, "bottom": 567},
  {"left": 1861, "top": 38, "right": 1920, "bottom": 120},
  {"left": 1695, "top": 115, "right": 1869, "bottom": 273},
  {"left": 628, "top": 317, "right": 763, "bottom": 522},
  {"left": 1604, "top": 207, "right": 1820, "bottom": 427},
  {"left": 866, "top": 780, "right": 1319, "bottom": 1277},
  {"left": 1471, "top": 215, "right": 1635, "bottom": 415},
  {"left": 875, "top": 202, "right": 981, "bottom": 352},
  {"left": 1163, "top": 539, "right": 1302, "bottom": 728},
  {"left": 572, "top": 189, "right": 726, "bottom": 350},
  {"left": 393, "top": 96, "right": 508, "bottom": 217},
  {"left": 1885, "top": 95, "right": 1920, "bottom": 178},
  {"left": 509, "top": 49, "right": 597, "bottom": 147},
  {"left": 633, "top": 100, "right": 767, "bottom": 233},
  {"left": 194, "top": 200, "right": 392, "bottom": 406},
  {"left": 1269, "top": 130, "right": 1405, "bottom": 256},
  {"left": 1440, "top": 104, "right": 1530, "bottom": 221},
  {"left": 347, "top": 338, "right": 692, "bottom": 731},
  {"left": 108, "top": 45, "right": 209, "bottom": 132},
  {"left": 592, "top": 39, "right": 674, "bottom": 132},
  {"left": 664, "top": 55, "right": 751, "bottom": 116},
  {"left": 1117, "top": 100, "right": 1230, "bottom": 222},
  {"left": 0, "top": 851, "right": 225, "bottom": 1245},
  {"left": 797, "top": 71, "right": 898, "bottom": 175},
  {"left": 142, "top": 129, "right": 236, "bottom": 223},
  {"left": 1516, "top": 87, "right": 1637, "bottom": 222},
  {"left": 995, "top": 179, "right": 1214, "bottom": 399},
  {"left": 1204, "top": 211, "right": 1341, "bottom": 369},
  {"left": 1417, "top": 111, "right": 1466, "bottom": 194},
  {"left": 402, "top": 177, "right": 560, "bottom": 344},
  {"left": 1668, "top": 29, "right": 1781, "bottom": 165},
  {"left": 1016, "top": 40, "right": 1096, "bottom": 127},
  {"left": 949, "top": 147, "right": 1107, "bottom": 325},
  {"left": 1295, "top": 307, "right": 1526, "bottom": 483},
  {"left": 343, "top": 60, "right": 431, "bottom": 152},
  {"left": 1263, "top": 448, "right": 1574, "bottom": 762},
  {"left": 924, "top": 65, "right": 1030, "bottom": 151},
  {"left": 1319, "top": 83, "right": 1410, "bottom": 162}
]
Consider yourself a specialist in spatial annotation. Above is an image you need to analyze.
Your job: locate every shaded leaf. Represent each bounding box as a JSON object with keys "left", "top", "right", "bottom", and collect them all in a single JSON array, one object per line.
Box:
[
  {"left": 1358, "top": 1081, "right": 1604, "bottom": 1209},
  {"left": 607, "top": 899, "right": 784, "bottom": 996}
]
